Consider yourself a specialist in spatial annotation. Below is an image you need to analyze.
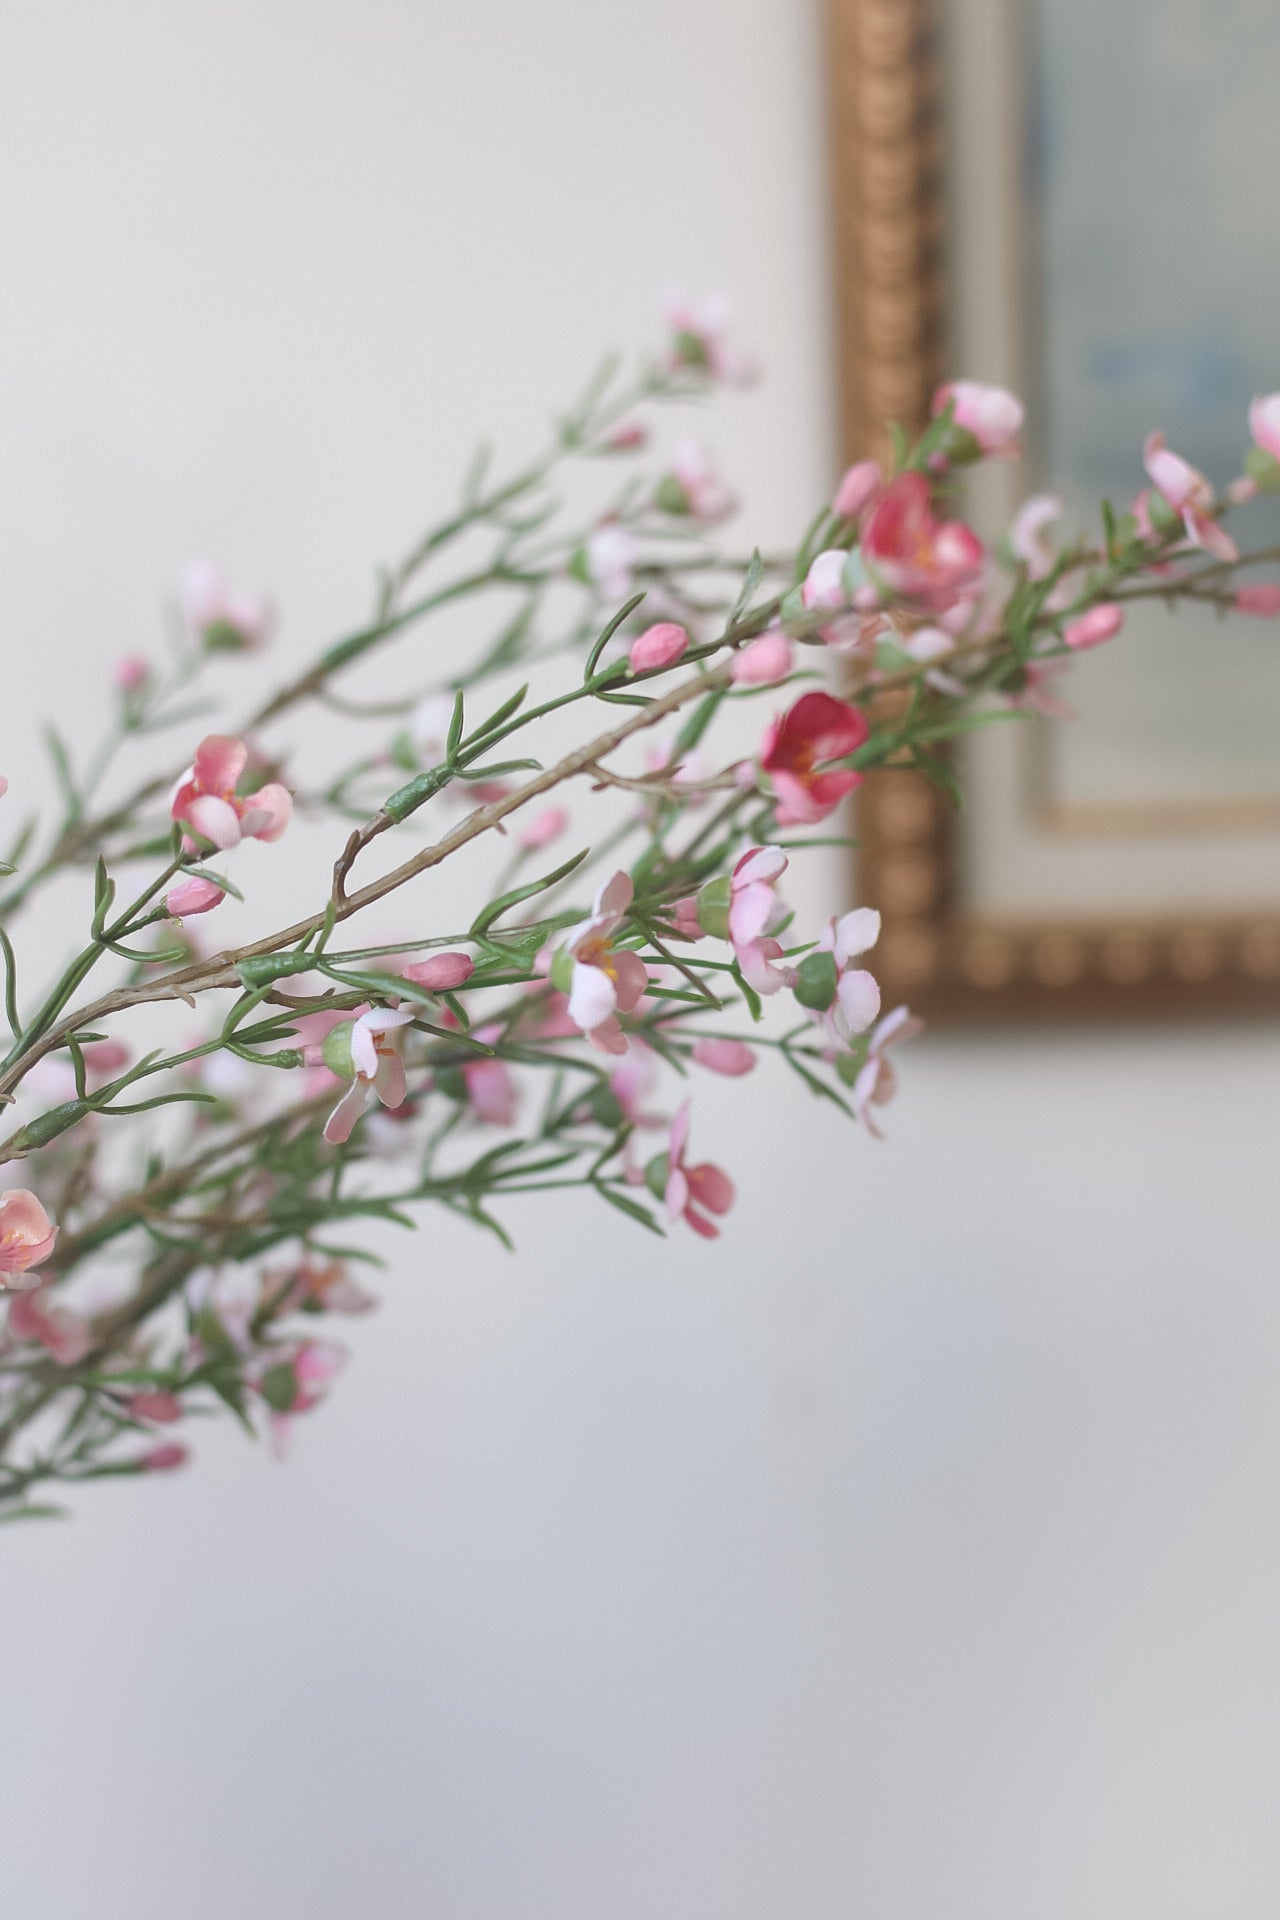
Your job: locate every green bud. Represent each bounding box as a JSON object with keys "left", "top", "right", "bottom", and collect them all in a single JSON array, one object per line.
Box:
[
  {"left": 643, "top": 1151, "right": 670, "bottom": 1202},
  {"left": 793, "top": 949, "right": 839, "bottom": 1012},
  {"left": 655, "top": 475, "right": 691, "bottom": 515},
  {"left": 695, "top": 874, "right": 732, "bottom": 940},
  {"left": 673, "top": 329, "right": 709, "bottom": 370},
  {"left": 934, "top": 423, "right": 982, "bottom": 466},
  {"left": 321, "top": 1020, "right": 356, "bottom": 1078},
  {"left": 201, "top": 619, "right": 253, "bottom": 654},
  {"left": 259, "top": 1363, "right": 299, "bottom": 1413},
  {"left": 1245, "top": 445, "right": 1280, "bottom": 492},
  {"left": 1147, "top": 489, "right": 1184, "bottom": 537},
  {"left": 549, "top": 947, "right": 576, "bottom": 994}
]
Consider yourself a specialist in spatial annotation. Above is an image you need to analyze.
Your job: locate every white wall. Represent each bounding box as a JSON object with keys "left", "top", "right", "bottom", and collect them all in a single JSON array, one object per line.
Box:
[{"left": 2, "top": 6, "right": 1280, "bottom": 1917}]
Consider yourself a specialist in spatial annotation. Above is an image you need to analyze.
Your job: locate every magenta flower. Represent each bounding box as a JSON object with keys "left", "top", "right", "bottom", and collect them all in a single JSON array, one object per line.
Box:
[
  {"left": 321, "top": 1007, "right": 416, "bottom": 1143},
  {"left": 0, "top": 1189, "right": 58, "bottom": 1286},
  {"left": 760, "top": 691, "right": 869, "bottom": 827},
  {"left": 862, "top": 472, "right": 985, "bottom": 612},
  {"left": 629, "top": 621, "right": 689, "bottom": 674},
  {"left": 1064, "top": 603, "right": 1124, "bottom": 651},
  {"left": 663, "top": 1103, "right": 735, "bottom": 1239},
  {"left": 170, "top": 735, "right": 292, "bottom": 850},
  {"left": 853, "top": 1005, "right": 923, "bottom": 1138},
  {"left": 933, "top": 380, "right": 1024, "bottom": 456},
  {"left": 551, "top": 871, "right": 648, "bottom": 1056},
  {"left": 1143, "top": 432, "right": 1238, "bottom": 562}
]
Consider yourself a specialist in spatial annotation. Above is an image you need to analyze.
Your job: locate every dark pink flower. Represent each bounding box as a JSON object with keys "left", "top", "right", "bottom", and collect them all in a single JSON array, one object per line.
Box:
[
  {"left": 862, "top": 472, "right": 985, "bottom": 611},
  {"left": 760, "top": 691, "right": 868, "bottom": 827}
]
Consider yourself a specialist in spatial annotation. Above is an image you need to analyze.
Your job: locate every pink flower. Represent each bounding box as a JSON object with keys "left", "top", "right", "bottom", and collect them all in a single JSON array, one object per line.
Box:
[
  {"left": 934, "top": 380, "right": 1024, "bottom": 455},
  {"left": 182, "top": 562, "right": 272, "bottom": 651},
  {"left": 732, "top": 628, "right": 793, "bottom": 686},
  {"left": 113, "top": 653, "right": 150, "bottom": 693},
  {"left": 804, "top": 908, "right": 882, "bottom": 1050},
  {"left": 1249, "top": 393, "right": 1280, "bottom": 463},
  {"left": 1063, "top": 603, "right": 1124, "bottom": 651},
  {"left": 1143, "top": 432, "right": 1238, "bottom": 561},
  {"left": 127, "top": 1390, "right": 183, "bottom": 1423},
  {"left": 861, "top": 472, "right": 985, "bottom": 611},
  {"left": 586, "top": 525, "right": 638, "bottom": 599},
  {"left": 834, "top": 459, "right": 882, "bottom": 520},
  {"left": 274, "top": 1256, "right": 378, "bottom": 1316},
  {"left": 518, "top": 807, "right": 570, "bottom": 851},
  {"left": 657, "top": 440, "right": 736, "bottom": 523},
  {"left": 853, "top": 1005, "right": 923, "bottom": 1138},
  {"left": 691, "top": 1038, "right": 755, "bottom": 1076},
  {"left": 695, "top": 845, "right": 796, "bottom": 995},
  {"left": 0, "top": 1189, "right": 58, "bottom": 1285},
  {"left": 401, "top": 951, "right": 475, "bottom": 991},
  {"left": 166, "top": 875, "right": 225, "bottom": 919},
  {"left": 760, "top": 691, "right": 869, "bottom": 827},
  {"left": 1235, "top": 583, "right": 1280, "bottom": 617},
  {"left": 663, "top": 1103, "right": 734, "bottom": 1239},
  {"left": 550, "top": 872, "right": 648, "bottom": 1056},
  {"left": 141, "top": 1442, "right": 189, "bottom": 1472},
  {"left": 663, "top": 291, "right": 754, "bottom": 385},
  {"left": 1009, "top": 494, "right": 1063, "bottom": 581},
  {"left": 463, "top": 1055, "right": 517, "bottom": 1127},
  {"left": 169, "top": 735, "right": 292, "bottom": 850},
  {"left": 629, "top": 622, "right": 689, "bottom": 673},
  {"left": 321, "top": 1007, "right": 416, "bottom": 1143},
  {"left": 7, "top": 1287, "right": 91, "bottom": 1365}
]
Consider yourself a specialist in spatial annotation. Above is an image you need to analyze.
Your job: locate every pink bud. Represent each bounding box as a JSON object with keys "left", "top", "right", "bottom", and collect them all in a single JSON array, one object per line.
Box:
[
  {"left": 731, "top": 630, "right": 793, "bottom": 686},
  {"left": 518, "top": 807, "right": 569, "bottom": 851},
  {"left": 141, "top": 1442, "right": 189, "bottom": 1472},
  {"left": 604, "top": 421, "right": 648, "bottom": 451},
  {"left": 629, "top": 622, "right": 689, "bottom": 674},
  {"left": 1235, "top": 583, "right": 1280, "bottom": 617},
  {"left": 127, "top": 1391, "right": 183, "bottom": 1424},
  {"left": 1063, "top": 603, "right": 1125, "bottom": 651},
  {"left": 833, "top": 459, "right": 881, "bottom": 520},
  {"left": 114, "top": 653, "right": 150, "bottom": 692},
  {"left": 166, "top": 875, "right": 226, "bottom": 919},
  {"left": 691, "top": 1038, "right": 756, "bottom": 1077},
  {"left": 402, "top": 951, "right": 475, "bottom": 991}
]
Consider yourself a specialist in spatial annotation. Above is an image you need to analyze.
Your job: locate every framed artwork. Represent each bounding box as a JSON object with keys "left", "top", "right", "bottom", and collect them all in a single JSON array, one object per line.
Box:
[{"left": 826, "top": 0, "right": 1280, "bottom": 1020}]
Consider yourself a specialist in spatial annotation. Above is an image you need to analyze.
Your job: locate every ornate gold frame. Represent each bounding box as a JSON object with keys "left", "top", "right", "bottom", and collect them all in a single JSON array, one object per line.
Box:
[{"left": 826, "top": 0, "right": 1280, "bottom": 1021}]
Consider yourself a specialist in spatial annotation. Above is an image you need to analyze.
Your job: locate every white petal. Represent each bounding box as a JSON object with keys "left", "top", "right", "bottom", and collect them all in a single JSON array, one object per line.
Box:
[{"left": 566, "top": 961, "right": 617, "bottom": 1034}]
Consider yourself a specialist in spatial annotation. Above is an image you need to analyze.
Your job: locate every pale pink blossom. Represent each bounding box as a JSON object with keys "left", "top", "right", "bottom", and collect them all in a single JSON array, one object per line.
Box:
[
  {"left": 1009, "top": 494, "right": 1063, "bottom": 580},
  {"left": 169, "top": 735, "right": 292, "bottom": 849},
  {"left": 127, "top": 1390, "right": 184, "bottom": 1423},
  {"left": 585, "top": 525, "right": 638, "bottom": 600},
  {"left": 934, "top": 380, "right": 1024, "bottom": 455},
  {"left": 657, "top": 440, "right": 736, "bottom": 524},
  {"left": 518, "top": 807, "right": 570, "bottom": 851},
  {"left": 141, "top": 1442, "right": 189, "bottom": 1471},
  {"left": 1143, "top": 431, "right": 1238, "bottom": 561},
  {"left": 732, "top": 629, "right": 793, "bottom": 686},
  {"left": 1063, "top": 603, "right": 1124, "bottom": 651},
  {"left": 604, "top": 420, "right": 648, "bottom": 452},
  {"left": 7, "top": 1286, "right": 90, "bottom": 1364},
  {"left": 401, "top": 951, "right": 475, "bottom": 991},
  {"left": 862, "top": 472, "right": 985, "bottom": 612},
  {"left": 629, "top": 621, "right": 689, "bottom": 673},
  {"left": 1235, "top": 583, "right": 1280, "bottom": 617},
  {"left": 834, "top": 459, "right": 881, "bottom": 520},
  {"left": 182, "top": 562, "right": 271, "bottom": 651},
  {"left": 1249, "top": 393, "right": 1280, "bottom": 463},
  {"left": 809, "top": 908, "right": 882, "bottom": 1050},
  {"left": 0, "top": 1189, "right": 58, "bottom": 1285},
  {"left": 691, "top": 1038, "right": 755, "bottom": 1076},
  {"left": 166, "top": 875, "right": 225, "bottom": 919},
  {"left": 550, "top": 872, "right": 648, "bottom": 1056},
  {"left": 663, "top": 1103, "right": 734, "bottom": 1239},
  {"left": 320, "top": 1007, "right": 416, "bottom": 1143},
  {"left": 699, "top": 845, "right": 797, "bottom": 996},
  {"left": 760, "top": 691, "right": 869, "bottom": 827},
  {"left": 663, "top": 291, "right": 754, "bottom": 385},
  {"left": 853, "top": 1005, "right": 923, "bottom": 1138},
  {"left": 113, "top": 653, "right": 150, "bottom": 692},
  {"left": 272, "top": 1256, "right": 378, "bottom": 1316}
]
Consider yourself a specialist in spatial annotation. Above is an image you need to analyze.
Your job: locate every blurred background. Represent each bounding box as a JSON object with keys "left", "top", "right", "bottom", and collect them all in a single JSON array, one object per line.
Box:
[{"left": 3, "top": 4, "right": 1280, "bottom": 1916}]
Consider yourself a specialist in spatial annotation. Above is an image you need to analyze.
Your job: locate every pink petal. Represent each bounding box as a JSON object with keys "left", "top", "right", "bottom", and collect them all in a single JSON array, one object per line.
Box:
[
  {"left": 241, "top": 781, "right": 292, "bottom": 842},
  {"left": 184, "top": 793, "right": 243, "bottom": 849},
  {"left": 728, "top": 880, "right": 776, "bottom": 949},
  {"left": 832, "top": 907, "right": 881, "bottom": 967},
  {"left": 374, "top": 1051, "right": 408, "bottom": 1111},
  {"left": 567, "top": 961, "right": 618, "bottom": 1034},
  {"left": 686, "top": 1161, "right": 734, "bottom": 1216},
  {"left": 833, "top": 458, "right": 881, "bottom": 520},
  {"left": 323, "top": 1080, "right": 370, "bottom": 1144},
  {"left": 402, "top": 952, "right": 475, "bottom": 991},
  {"left": 165, "top": 876, "right": 225, "bottom": 918},
  {"left": 192, "top": 734, "right": 248, "bottom": 794},
  {"left": 732, "top": 630, "right": 793, "bottom": 687},
  {"left": 836, "top": 968, "right": 882, "bottom": 1036},
  {"left": 691, "top": 1038, "right": 755, "bottom": 1077},
  {"left": 611, "top": 948, "right": 650, "bottom": 1013},
  {"left": 586, "top": 1015, "right": 628, "bottom": 1057}
]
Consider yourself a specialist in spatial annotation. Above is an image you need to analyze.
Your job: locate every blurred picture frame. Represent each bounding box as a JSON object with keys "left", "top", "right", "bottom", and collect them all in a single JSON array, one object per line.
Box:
[{"left": 827, "top": 0, "right": 1280, "bottom": 1021}]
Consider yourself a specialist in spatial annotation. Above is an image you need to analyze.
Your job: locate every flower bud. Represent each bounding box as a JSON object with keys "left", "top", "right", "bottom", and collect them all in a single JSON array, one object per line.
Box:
[
  {"left": 793, "top": 950, "right": 839, "bottom": 1011},
  {"left": 695, "top": 875, "right": 732, "bottom": 939},
  {"left": 320, "top": 1020, "right": 356, "bottom": 1079}
]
